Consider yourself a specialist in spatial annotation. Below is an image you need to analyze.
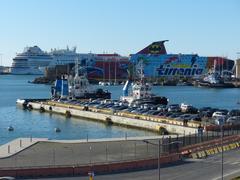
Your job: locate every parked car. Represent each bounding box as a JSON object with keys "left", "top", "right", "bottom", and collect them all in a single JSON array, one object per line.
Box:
[
  {"left": 168, "top": 104, "right": 181, "bottom": 112},
  {"left": 189, "top": 114, "right": 202, "bottom": 121},
  {"left": 212, "top": 111, "right": 227, "bottom": 119},
  {"left": 228, "top": 109, "right": 240, "bottom": 117},
  {"left": 226, "top": 116, "right": 240, "bottom": 125},
  {"left": 175, "top": 114, "right": 192, "bottom": 121},
  {"left": 0, "top": 177, "right": 15, "bottom": 180},
  {"left": 157, "top": 105, "right": 167, "bottom": 112},
  {"left": 180, "top": 103, "right": 191, "bottom": 112},
  {"left": 214, "top": 116, "right": 226, "bottom": 125}
]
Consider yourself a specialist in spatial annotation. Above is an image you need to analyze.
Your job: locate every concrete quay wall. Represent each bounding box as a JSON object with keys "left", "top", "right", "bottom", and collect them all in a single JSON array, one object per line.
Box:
[{"left": 29, "top": 102, "right": 197, "bottom": 134}]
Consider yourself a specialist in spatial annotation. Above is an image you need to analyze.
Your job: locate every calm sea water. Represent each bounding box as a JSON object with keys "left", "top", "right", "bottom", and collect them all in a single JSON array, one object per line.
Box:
[
  {"left": 0, "top": 75, "right": 156, "bottom": 145},
  {"left": 0, "top": 75, "right": 240, "bottom": 144}
]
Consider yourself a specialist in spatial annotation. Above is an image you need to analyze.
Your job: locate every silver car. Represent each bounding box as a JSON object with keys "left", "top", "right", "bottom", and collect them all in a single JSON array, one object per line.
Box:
[{"left": 226, "top": 116, "right": 240, "bottom": 125}]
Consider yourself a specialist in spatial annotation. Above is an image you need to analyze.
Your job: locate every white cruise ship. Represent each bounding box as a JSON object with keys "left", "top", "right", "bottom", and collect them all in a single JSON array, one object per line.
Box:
[
  {"left": 49, "top": 46, "right": 95, "bottom": 67},
  {"left": 11, "top": 46, "right": 53, "bottom": 75},
  {"left": 11, "top": 46, "right": 96, "bottom": 75}
]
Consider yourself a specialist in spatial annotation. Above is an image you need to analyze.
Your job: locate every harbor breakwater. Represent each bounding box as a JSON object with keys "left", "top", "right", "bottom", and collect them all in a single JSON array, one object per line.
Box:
[{"left": 26, "top": 100, "right": 200, "bottom": 134}]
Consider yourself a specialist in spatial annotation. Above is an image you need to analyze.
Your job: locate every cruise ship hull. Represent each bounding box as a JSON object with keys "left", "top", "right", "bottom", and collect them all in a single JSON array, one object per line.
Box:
[{"left": 11, "top": 67, "right": 44, "bottom": 75}]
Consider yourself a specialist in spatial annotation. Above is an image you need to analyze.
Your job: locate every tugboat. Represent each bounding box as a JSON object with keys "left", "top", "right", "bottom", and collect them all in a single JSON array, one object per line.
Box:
[
  {"left": 120, "top": 61, "right": 168, "bottom": 105},
  {"left": 198, "top": 72, "right": 230, "bottom": 88},
  {"left": 52, "top": 59, "right": 111, "bottom": 100},
  {"left": 198, "top": 60, "right": 234, "bottom": 88}
]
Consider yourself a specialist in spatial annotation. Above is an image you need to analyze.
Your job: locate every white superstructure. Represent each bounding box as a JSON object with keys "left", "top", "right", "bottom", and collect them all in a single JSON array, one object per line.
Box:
[
  {"left": 11, "top": 46, "right": 96, "bottom": 75},
  {"left": 11, "top": 46, "right": 53, "bottom": 75},
  {"left": 49, "top": 46, "right": 95, "bottom": 67},
  {"left": 68, "top": 60, "right": 94, "bottom": 98}
]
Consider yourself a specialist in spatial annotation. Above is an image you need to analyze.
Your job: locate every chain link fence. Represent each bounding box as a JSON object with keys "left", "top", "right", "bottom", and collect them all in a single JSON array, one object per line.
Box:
[{"left": 0, "top": 129, "right": 239, "bottom": 169}]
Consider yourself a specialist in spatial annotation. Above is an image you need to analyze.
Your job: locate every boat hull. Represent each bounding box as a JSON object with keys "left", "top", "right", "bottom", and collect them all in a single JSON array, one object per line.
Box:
[
  {"left": 132, "top": 96, "right": 169, "bottom": 106},
  {"left": 198, "top": 81, "right": 235, "bottom": 88},
  {"left": 11, "top": 67, "right": 44, "bottom": 75}
]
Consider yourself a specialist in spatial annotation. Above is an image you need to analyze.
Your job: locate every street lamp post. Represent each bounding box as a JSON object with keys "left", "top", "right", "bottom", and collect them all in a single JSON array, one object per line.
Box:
[
  {"left": 143, "top": 139, "right": 182, "bottom": 180},
  {"left": 221, "top": 124, "right": 224, "bottom": 180},
  {"left": 158, "top": 139, "right": 160, "bottom": 180},
  {"left": 218, "top": 118, "right": 224, "bottom": 180}
]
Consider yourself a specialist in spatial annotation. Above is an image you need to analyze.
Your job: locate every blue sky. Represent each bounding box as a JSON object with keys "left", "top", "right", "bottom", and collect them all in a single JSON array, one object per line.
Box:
[{"left": 0, "top": 0, "right": 239, "bottom": 65}]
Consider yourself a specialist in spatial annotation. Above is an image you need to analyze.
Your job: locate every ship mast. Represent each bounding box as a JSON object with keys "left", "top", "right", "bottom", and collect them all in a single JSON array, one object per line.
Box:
[
  {"left": 75, "top": 57, "right": 79, "bottom": 77},
  {"left": 139, "top": 59, "right": 144, "bottom": 83}
]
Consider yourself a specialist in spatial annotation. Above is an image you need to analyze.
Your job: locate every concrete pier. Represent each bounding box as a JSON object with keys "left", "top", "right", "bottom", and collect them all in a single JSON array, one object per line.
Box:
[{"left": 27, "top": 101, "right": 199, "bottom": 134}]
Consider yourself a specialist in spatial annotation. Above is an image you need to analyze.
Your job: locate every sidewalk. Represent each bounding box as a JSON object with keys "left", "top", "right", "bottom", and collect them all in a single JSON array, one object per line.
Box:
[{"left": 0, "top": 138, "right": 47, "bottom": 158}]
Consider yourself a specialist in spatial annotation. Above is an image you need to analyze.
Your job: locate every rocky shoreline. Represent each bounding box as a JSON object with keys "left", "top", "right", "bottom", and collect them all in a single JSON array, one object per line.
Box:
[{"left": 30, "top": 77, "right": 53, "bottom": 84}]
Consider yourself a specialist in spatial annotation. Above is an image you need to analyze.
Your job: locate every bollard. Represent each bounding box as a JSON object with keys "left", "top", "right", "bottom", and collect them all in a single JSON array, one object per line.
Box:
[
  {"left": 87, "top": 133, "right": 88, "bottom": 142},
  {"left": 30, "top": 135, "right": 32, "bottom": 142},
  {"left": 8, "top": 145, "right": 10, "bottom": 154},
  {"left": 125, "top": 133, "right": 127, "bottom": 140},
  {"left": 20, "top": 139, "right": 22, "bottom": 148}
]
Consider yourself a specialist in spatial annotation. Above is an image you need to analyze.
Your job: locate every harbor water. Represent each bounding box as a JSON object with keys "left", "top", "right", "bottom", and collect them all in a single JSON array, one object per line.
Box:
[
  {"left": 0, "top": 75, "right": 240, "bottom": 145},
  {"left": 0, "top": 75, "right": 157, "bottom": 145}
]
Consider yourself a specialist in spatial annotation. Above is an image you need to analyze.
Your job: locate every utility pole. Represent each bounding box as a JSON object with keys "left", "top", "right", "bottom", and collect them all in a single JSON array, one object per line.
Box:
[{"left": 158, "top": 139, "right": 160, "bottom": 180}]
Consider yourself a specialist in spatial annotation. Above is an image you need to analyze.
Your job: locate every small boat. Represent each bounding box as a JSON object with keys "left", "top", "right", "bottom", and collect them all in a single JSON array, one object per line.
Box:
[
  {"left": 54, "top": 128, "right": 61, "bottom": 133},
  {"left": 99, "top": 81, "right": 106, "bottom": 86},
  {"left": 120, "top": 61, "right": 168, "bottom": 106},
  {"left": 16, "top": 99, "right": 26, "bottom": 105},
  {"left": 8, "top": 126, "right": 14, "bottom": 131},
  {"left": 52, "top": 60, "right": 111, "bottom": 100},
  {"left": 198, "top": 73, "right": 234, "bottom": 88},
  {"left": 198, "top": 60, "right": 234, "bottom": 88}
]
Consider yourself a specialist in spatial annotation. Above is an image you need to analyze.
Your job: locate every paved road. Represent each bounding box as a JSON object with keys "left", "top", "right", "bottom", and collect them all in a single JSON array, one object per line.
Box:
[{"left": 28, "top": 149, "right": 240, "bottom": 180}]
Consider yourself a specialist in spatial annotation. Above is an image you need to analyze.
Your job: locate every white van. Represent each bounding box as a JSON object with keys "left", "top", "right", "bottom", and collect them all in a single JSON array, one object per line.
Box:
[{"left": 212, "top": 111, "right": 226, "bottom": 119}]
